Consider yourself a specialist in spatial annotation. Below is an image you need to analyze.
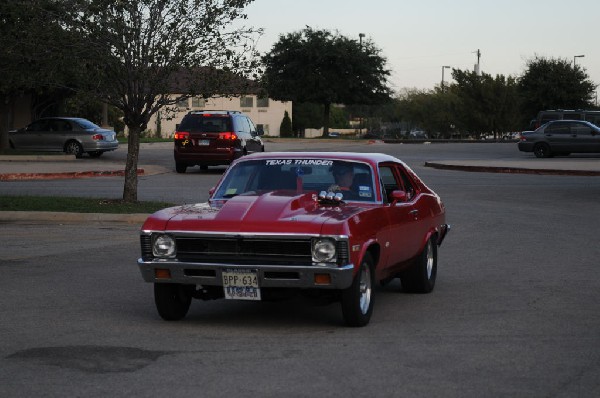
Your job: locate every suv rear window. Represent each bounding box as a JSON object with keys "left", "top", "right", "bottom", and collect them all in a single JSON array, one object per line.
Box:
[{"left": 179, "top": 115, "right": 232, "bottom": 133}]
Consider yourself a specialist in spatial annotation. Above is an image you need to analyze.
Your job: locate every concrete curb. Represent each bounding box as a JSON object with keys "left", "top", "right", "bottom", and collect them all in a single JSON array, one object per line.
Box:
[
  {"left": 0, "top": 169, "right": 145, "bottom": 181},
  {"left": 424, "top": 162, "right": 600, "bottom": 176},
  {"left": 0, "top": 211, "right": 149, "bottom": 224}
]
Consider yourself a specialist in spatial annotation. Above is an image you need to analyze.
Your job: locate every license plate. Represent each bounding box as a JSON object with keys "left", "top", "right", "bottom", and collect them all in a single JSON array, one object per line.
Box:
[
  {"left": 198, "top": 139, "right": 210, "bottom": 146},
  {"left": 222, "top": 269, "right": 261, "bottom": 301}
]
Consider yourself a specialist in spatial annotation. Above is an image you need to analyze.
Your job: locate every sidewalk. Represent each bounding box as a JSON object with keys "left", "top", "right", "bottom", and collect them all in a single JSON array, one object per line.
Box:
[
  {"left": 0, "top": 155, "right": 169, "bottom": 181},
  {"left": 425, "top": 158, "right": 600, "bottom": 176}
]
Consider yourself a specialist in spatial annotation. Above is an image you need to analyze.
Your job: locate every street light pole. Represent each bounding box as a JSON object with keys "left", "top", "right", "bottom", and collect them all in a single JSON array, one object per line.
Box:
[
  {"left": 441, "top": 66, "right": 451, "bottom": 90},
  {"left": 358, "top": 33, "right": 366, "bottom": 136},
  {"left": 574, "top": 54, "right": 585, "bottom": 67}
]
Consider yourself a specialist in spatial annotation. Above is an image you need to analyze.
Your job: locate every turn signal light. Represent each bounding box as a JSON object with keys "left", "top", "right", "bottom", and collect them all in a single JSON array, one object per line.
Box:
[
  {"left": 174, "top": 131, "right": 190, "bottom": 140},
  {"left": 155, "top": 269, "right": 171, "bottom": 279},
  {"left": 314, "top": 273, "right": 331, "bottom": 285}
]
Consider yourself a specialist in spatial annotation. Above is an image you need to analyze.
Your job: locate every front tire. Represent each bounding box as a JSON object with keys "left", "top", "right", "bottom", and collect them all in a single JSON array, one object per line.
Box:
[
  {"left": 341, "top": 253, "right": 375, "bottom": 327},
  {"left": 154, "top": 283, "right": 192, "bottom": 321},
  {"left": 400, "top": 236, "right": 437, "bottom": 293}
]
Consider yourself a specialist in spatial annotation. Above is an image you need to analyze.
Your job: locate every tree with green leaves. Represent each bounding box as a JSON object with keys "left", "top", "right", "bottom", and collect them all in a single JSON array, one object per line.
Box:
[
  {"left": 279, "top": 110, "right": 293, "bottom": 137},
  {"left": 262, "top": 27, "right": 392, "bottom": 137},
  {"left": 68, "top": 0, "right": 260, "bottom": 202},
  {"left": 450, "top": 69, "right": 521, "bottom": 137},
  {"left": 518, "top": 56, "right": 597, "bottom": 123}
]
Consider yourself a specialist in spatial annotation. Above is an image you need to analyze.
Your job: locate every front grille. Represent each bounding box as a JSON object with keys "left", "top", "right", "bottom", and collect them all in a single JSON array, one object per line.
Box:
[
  {"left": 140, "top": 235, "right": 152, "bottom": 260},
  {"left": 175, "top": 237, "right": 312, "bottom": 265},
  {"left": 141, "top": 234, "right": 350, "bottom": 266}
]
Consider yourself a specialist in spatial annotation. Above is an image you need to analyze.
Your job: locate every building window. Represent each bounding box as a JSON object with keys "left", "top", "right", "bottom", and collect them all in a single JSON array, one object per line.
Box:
[
  {"left": 191, "top": 97, "right": 205, "bottom": 108},
  {"left": 240, "top": 96, "right": 254, "bottom": 108},
  {"left": 257, "top": 97, "right": 269, "bottom": 108},
  {"left": 176, "top": 97, "right": 189, "bottom": 109}
]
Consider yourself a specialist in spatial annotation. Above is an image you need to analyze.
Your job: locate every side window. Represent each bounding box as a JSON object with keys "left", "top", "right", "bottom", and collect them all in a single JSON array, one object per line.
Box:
[
  {"left": 397, "top": 167, "right": 416, "bottom": 200},
  {"left": 564, "top": 113, "right": 581, "bottom": 120},
  {"left": 546, "top": 123, "right": 569, "bottom": 135},
  {"left": 571, "top": 123, "right": 591, "bottom": 136},
  {"left": 246, "top": 117, "right": 257, "bottom": 135},
  {"left": 379, "top": 166, "right": 399, "bottom": 203},
  {"left": 379, "top": 164, "right": 417, "bottom": 203},
  {"left": 28, "top": 120, "right": 48, "bottom": 132},
  {"left": 240, "top": 117, "right": 252, "bottom": 136}
]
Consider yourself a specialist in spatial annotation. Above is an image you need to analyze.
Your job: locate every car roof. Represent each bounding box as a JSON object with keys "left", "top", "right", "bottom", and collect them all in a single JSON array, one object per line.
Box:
[{"left": 241, "top": 151, "right": 404, "bottom": 167}]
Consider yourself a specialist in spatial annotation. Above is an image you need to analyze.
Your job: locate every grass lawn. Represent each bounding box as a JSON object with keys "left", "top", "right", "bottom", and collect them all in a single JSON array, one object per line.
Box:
[{"left": 0, "top": 195, "right": 174, "bottom": 214}]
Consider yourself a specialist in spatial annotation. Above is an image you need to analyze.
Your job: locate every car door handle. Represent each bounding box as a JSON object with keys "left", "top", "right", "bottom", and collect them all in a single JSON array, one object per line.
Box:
[{"left": 409, "top": 210, "right": 419, "bottom": 216}]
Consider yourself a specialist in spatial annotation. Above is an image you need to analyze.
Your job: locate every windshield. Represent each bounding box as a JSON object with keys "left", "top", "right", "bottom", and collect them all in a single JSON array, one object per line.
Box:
[{"left": 212, "top": 159, "right": 376, "bottom": 202}]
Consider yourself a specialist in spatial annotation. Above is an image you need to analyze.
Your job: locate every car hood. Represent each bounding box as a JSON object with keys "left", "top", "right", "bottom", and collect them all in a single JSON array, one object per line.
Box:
[{"left": 142, "top": 191, "right": 366, "bottom": 234}]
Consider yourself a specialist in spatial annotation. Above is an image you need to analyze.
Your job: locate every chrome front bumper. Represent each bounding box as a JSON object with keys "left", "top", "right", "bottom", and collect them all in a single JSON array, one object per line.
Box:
[{"left": 137, "top": 259, "right": 355, "bottom": 290}]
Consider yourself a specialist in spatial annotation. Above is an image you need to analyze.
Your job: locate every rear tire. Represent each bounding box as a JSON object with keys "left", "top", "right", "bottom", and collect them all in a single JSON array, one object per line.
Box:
[
  {"left": 400, "top": 236, "right": 437, "bottom": 293},
  {"left": 341, "top": 253, "right": 375, "bottom": 327},
  {"left": 175, "top": 162, "right": 187, "bottom": 173},
  {"left": 65, "top": 141, "right": 83, "bottom": 158},
  {"left": 154, "top": 283, "right": 192, "bottom": 321}
]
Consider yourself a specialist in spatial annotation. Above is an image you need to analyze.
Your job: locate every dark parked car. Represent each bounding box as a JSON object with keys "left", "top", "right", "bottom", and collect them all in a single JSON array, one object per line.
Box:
[
  {"left": 137, "top": 152, "right": 449, "bottom": 326},
  {"left": 518, "top": 120, "right": 600, "bottom": 158},
  {"left": 173, "top": 110, "right": 264, "bottom": 173},
  {"left": 9, "top": 117, "right": 119, "bottom": 158}
]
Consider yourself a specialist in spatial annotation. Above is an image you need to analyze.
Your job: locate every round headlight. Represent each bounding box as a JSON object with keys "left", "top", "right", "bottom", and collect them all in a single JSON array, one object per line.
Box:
[
  {"left": 153, "top": 234, "right": 176, "bottom": 258},
  {"left": 312, "top": 238, "right": 337, "bottom": 263}
]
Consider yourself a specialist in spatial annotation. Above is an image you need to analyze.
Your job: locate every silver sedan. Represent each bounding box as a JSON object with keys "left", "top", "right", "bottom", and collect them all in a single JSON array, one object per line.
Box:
[{"left": 9, "top": 117, "right": 119, "bottom": 158}]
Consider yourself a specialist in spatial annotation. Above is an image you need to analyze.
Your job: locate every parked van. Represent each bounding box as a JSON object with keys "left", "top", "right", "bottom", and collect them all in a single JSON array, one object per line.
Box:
[{"left": 532, "top": 109, "right": 600, "bottom": 129}]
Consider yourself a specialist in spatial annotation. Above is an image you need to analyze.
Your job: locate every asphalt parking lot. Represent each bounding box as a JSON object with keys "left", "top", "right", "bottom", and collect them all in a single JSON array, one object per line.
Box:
[{"left": 0, "top": 141, "right": 599, "bottom": 397}]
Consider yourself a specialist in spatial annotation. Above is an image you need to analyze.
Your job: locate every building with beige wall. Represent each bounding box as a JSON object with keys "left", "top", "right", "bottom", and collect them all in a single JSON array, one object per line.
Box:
[{"left": 148, "top": 95, "right": 292, "bottom": 138}]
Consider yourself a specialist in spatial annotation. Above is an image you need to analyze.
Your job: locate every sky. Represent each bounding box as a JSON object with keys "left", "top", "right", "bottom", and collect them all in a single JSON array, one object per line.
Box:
[{"left": 241, "top": 0, "right": 599, "bottom": 96}]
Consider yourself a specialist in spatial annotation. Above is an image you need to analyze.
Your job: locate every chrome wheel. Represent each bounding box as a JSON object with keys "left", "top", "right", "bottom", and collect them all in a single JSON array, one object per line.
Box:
[
  {"left": 341, "top": 253, "right": 375, "bottom": 327},
  {"left": 358, "top": 265, "right": 372, "bottom": 314},
  {"left": 426, "top": 240, "right": 434, "bottom": 279}
]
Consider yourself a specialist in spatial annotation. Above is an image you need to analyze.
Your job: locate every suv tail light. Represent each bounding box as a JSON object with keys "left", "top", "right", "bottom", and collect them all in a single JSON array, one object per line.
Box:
[
  {"left": 174, "top": 131, "right": 190, "bottom": 140},
  {"left": 218, "top": 132, "right": 237, "bottom": 140},
  {"left": 91, "top": 134, "right": 104, "bottom": 140}
]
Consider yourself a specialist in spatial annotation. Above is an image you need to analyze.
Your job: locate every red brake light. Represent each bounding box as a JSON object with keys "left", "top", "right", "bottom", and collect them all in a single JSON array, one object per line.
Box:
[
  {"left": 91, "top": 134, "right": 104, "bottom": 140},
  {"left": 174, "top": 131, "right": 189, "bottom": 140},
  {"left": 218, "top": 132, "right": 237, "bottom": 140}
]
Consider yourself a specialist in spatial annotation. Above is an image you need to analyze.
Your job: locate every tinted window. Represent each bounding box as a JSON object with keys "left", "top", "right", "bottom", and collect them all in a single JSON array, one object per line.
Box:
[
  {"left": 49, "top": 119, "right": 72, "bottom": 131},
  {"left": 570, "top": 122, "right": 592, "bottom": 135},
  {"left": 545, "top": 123, "right": 570, "bottom": 135},
  {"left": 179, "top": 115, "right": 231, "bottom": 132},
  {"left": 27, "top": 120, "right": 50, "bottom": 131}
]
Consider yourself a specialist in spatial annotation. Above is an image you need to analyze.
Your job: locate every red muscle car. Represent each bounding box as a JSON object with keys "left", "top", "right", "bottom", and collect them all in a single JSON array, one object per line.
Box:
[{"left": 137, "top": 152, "right": 449, "bottom": 326}]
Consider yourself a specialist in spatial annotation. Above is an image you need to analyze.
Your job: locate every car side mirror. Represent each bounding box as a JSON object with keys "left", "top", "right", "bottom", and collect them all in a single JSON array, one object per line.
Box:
[
  {"left": 256, "top": 125, "right": 264, "bottom": 136},
  {"left": 391, "top": 190, "right": 407, "bottom": 204},
  {"left": 208, "top": 187, "right": 216, "bottom": 197},
  {"left": 175, "top": 124, "right": 180, "bottom": 131}
]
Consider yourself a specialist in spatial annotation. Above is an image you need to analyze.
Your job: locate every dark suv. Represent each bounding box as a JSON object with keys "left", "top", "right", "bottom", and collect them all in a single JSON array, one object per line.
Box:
[{"left": 173, "top": 110, "right": 264, "bottom": 173}]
